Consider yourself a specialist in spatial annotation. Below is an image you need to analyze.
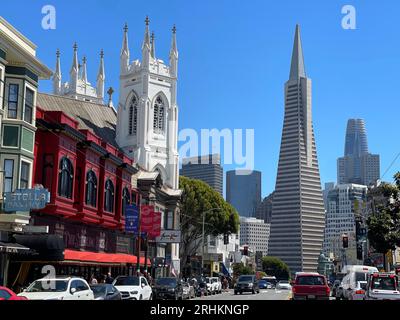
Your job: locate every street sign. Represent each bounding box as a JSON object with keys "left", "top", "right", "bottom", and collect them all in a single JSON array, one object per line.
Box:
[
  {"left": 156, "top": 230, "right": 181, "bottom": 243},
  {"left": 4, "top": 188, "right": 50, "bottom": 212},
  {"left": 125, "top": 204, "right": 139, "bottom": 233}
]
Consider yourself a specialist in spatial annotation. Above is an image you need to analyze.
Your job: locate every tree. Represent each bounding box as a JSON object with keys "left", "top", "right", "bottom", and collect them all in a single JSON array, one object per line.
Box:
[
  {"left": 261, "top": 256, "right": 290, "bottom": 280},
  {"left": 232, "top": 263, "right": 253, "bottom": 276},
  {"left": 367, "top": 173, "right": 400, "bottom": 270},
  {"left": 179, "top": 176, "right": 239, "bottom": 272}
]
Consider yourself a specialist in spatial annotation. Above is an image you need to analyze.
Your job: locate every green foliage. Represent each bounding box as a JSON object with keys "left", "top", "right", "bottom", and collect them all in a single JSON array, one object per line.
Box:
[
  {"left": 179, "top": 176, "right": 240, "bottom": 259},
  {"left": 261, "top": 256, "right": 290, "bottom": 280},
  {"left": 367, "top": 172, "right": 400, "bottom": 255},
  {"left": 232, "top": 263, "right": 253, "bottom": 276}
]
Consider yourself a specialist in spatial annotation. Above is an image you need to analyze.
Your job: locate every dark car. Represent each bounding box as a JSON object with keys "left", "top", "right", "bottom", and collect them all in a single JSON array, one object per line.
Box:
[
  {"left": 153, "top": 277, "right": 183, "bottom": 300},
  {"left": 90, "top": 284, "right": 121, "bottom": 300},
  {"left": 258, "top": 280, "right": 268, "bottom": 289},
  {"left": 234, "top": 275, "right": 260, "bottom": 295},
  {"left": 195, "top": 279, "right": 208, "bottom": 297}
]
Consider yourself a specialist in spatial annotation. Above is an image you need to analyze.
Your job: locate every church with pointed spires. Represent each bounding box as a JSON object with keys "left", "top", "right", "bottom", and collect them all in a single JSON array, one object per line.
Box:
[{"left": 39, "top": 16, "right": 182, "bottom": 276}]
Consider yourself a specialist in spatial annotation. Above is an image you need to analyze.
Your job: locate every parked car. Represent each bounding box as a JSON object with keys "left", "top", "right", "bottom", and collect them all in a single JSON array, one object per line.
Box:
[
  {"left": 258, "top": 279, "right": 269, "bottom": 289},
  {"left": 341, "top": 265, "right": 378, "bottom": 300},
  {"left": 18, "top": 276, "right": 94, "bottom": 300},
  {"left": 277, "top": 280, "right": 292, "bottom": 290},
  {"left": 152, "top": 277, "right": 183, "bottom": 300},
  {"left": 210, "top": 277, "right": 222, "bottom": 294},
  {"left": 90, "top": 284, "right": 121, "bottom": 300},
  {"left": 234, "top": 275, "right": 260, "bottom": 295},
  {"left": 0, "top": 287, "right": 28, "bottom": 300},
  {"left": 205, "top": 277, "right": 215, "bottom": 295},
  {"left": 113, "top": 276, "right": 152, "bottom": 300},
  {"left": 181, "top": 281, "right": 195, "bottom": 299},
  {"left": 195, "top": 279, "right": 208, "bottom": 297},
  {"left": 292, "top": 273, "right": 330, "bottom": 300},
  {"left": 364, "top": 272, "right": 400, "bottom": 300}
]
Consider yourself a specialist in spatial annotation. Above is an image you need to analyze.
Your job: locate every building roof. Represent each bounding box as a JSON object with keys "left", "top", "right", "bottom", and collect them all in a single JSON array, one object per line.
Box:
[{"left": 37, "top": 92, "right": 119, "bottom": 148}]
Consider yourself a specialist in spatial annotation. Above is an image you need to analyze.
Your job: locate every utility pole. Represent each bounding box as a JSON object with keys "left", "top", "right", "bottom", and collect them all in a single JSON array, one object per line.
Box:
[{"left": 201, "top": 210, "right": 205, "bottom": 276}]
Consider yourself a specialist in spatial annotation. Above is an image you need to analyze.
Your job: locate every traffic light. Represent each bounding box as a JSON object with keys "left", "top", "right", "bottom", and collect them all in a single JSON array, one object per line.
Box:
[
  {"left": 355, "top": 219, "right": 362, "bottom": 241},
  {"left": 223, "top": 234, "right": 229, "bottom": 245},
  {"left": 357, "top": 243, "right": 363, "bottom": 261},
  {"left": 342, "top": 235, "right": 349, "bottom": 248}
]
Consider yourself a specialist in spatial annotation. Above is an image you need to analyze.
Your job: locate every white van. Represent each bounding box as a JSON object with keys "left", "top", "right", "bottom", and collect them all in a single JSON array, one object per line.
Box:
[{"left": 340, "top": 265, "right": 378, "bottom": 300}]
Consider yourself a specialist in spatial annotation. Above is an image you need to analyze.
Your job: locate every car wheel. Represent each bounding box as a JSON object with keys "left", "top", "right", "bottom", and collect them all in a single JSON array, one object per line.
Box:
[
  {"left": 234, "top": 291, "right": 238, "bottom": 295},
  {"left": 252, "top": 289, "right": 255, "bottom": 294},
  {"left": 149, "top": 294, "right": 153, "bottom": 301},
  {"left": 139, "top": 295, "right": 143, "bottom": 300}
]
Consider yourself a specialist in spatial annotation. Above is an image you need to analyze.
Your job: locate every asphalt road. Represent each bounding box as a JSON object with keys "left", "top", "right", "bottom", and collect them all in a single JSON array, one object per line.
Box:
[{"left": 193, "top": 289, "right": 292, "bottom": 300}]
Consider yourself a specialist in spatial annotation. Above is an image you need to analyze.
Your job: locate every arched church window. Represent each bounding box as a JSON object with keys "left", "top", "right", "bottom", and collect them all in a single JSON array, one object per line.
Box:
[
  {"left": 85, "top": 170, "right": 97, "bottom": 207},
  {"left": 104, "top": 179, "right": 115, "bottom": 213},
  {"left": 153, "top": 96, "right": 165, "bottom": 134},
  {"left": 128, "top": 95, "right": 138, "bottom": 135},
  {"left": 58, "top": 157, "right": 74, "bottom": 199}
]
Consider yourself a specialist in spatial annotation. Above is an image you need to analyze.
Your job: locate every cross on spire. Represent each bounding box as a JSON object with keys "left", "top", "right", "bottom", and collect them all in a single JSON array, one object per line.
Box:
[
  {"left": 73, "top": 42, "right": 78, "bottom": 51},
  {"left": 100, "top": 49, "right": 104, "bottom": 59},
  {"left": 172, "top": 24, "right": 177, "bottom": 34},
  {"left": 124, "top": 22, "right": 128, "bottom": 33},
  {"left": 145, "top": 16, "right": 150, "bottom": 26},
  {"left": 56, "top": 48, "right": 60, "bottom": 58}
]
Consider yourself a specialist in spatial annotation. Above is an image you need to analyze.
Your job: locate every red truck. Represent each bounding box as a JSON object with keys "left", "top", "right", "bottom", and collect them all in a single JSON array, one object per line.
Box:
[{"left": 291, "top": 273, "right": 330, "bottom": 300}]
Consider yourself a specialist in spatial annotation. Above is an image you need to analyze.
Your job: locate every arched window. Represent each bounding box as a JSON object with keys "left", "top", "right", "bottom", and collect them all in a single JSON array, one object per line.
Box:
[
  {"left": 153, "top": 96, "right": 165, "bottom": 134},
  {"left": 121, "top": 187, "right": 131, "bottom": 216},
  {"left": 104, "top": 179, "right": 115, "bottom": 213},
  {"left": 58, "top": 157, "right": 74, "bottom": 199},
  {"left": 128, "top": 95, "right": 138, "bottom": 135},
  {"left": 85, "top": 170, "right": 97, "bottom": 207}
]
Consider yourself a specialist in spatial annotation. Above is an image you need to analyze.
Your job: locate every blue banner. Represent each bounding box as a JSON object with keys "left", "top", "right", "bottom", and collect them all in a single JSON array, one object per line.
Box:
[{"left": 125, "top": 204, "right": 139, "bottom": 233}]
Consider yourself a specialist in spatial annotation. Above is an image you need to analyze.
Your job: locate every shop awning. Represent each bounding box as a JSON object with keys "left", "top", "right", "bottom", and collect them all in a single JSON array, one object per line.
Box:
[
  {"left": 63, "top": 249, "right": 151, "bottom": 266},
  {"left": 13, "top": 234, "right": 65, "bottom": 261}
]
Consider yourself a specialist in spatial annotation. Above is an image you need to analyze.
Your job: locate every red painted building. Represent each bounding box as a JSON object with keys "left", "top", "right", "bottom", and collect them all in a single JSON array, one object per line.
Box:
[{"left": 9, "top": 94, "right": 151, "bottom": 285}]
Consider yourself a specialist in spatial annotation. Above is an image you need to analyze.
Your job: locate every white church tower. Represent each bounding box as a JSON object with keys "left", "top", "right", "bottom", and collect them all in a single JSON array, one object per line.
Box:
[{"left": 116, "top": 17, "right": 179, "bottom": 191}]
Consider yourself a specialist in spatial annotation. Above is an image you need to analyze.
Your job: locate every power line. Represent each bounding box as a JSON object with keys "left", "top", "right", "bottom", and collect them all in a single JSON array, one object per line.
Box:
[{"left": 381, "top": 151, "right": 400, "bottom": 181}]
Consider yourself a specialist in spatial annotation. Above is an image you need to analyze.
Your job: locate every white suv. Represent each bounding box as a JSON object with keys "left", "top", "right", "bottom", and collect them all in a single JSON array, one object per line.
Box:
[
  {"left": 113, "top": 276, "right": 152, "bottom": 300},
  {"left": 18, "top": 276, "right": 94, "bottom": 300},
  {"left": 210, "top": 277, "right": 222, "bottom": 294}
]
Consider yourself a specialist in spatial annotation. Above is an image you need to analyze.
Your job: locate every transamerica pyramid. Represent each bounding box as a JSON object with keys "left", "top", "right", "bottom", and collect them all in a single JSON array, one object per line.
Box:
[{"left": 268, "top": 25, "right": 325, "bottom": 274}]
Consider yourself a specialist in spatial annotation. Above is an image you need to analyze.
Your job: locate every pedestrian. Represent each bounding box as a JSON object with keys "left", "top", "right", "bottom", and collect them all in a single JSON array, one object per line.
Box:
[
  {"left": 90, "top": 274, "right": 98, "bottom": 285},
  {"left": 105, "top": 272, "right": 114, "bottom": 284},
  {"left": 223, "top": 277, "right": 229, "bottom": 292}
]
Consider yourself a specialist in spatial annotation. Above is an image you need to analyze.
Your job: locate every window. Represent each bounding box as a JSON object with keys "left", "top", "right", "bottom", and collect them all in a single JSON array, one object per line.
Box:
[
  {"left": 24, "top": 88, "right": 34, "bottom": 123},
  {"left": 58, "top": 157, "right": 74, "bottom": 199},
  {"left": 128, "top": 95, "right": 138, "bottom": 135},
  {"left": 104, "top": 179, "right": 114, "bottom": 213},
  {"left": 122, "top": 187, "right": 130, "bottom": 216},
  {"left": 2, "top": 125, "right": 19, "bottom": 147},
  {"left": 3, "top": 159, "right": 14, "bottom": 192},
  {"left": 153, "top": 96, "right": 165, "bottom": 134},
  {"left": 7, "top": 84, "right": 19, "bottom": 118},
  {"left": 20, "top": 162, "right": 30, "bottom": 189},
  {"left": 85, "top": 170, "right": 97, "bottom": 207},
  {"left": 42, "top": 154, "right": 54, "bottom": 191}
]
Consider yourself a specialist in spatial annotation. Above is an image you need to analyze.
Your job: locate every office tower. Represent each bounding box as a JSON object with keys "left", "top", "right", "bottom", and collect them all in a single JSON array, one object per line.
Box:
[
  {"left": 180, "top": 154, "right": 223, "bottom": 196},
  {"left": 239, "top": 217, "right": 270, "bottom": 256},
  {"left": 268, "top": 25, "right": 325, "bottom": 274},
  {"left": 323, "top": 184, "right": 367, "bottom": 260},
  {"left": 337, "top": 119, "right": 380, "bottom": 186},
  {"left": 226, "top": 170, "right": 262, "bottom": 218},
  {"left": 256, "top": 192, "right": 274, "bottom": 224}
]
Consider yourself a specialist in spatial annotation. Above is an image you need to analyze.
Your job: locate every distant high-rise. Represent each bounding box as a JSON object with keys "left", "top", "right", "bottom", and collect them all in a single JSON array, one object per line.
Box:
[
  {"left": 226, "top": 170, "right": 261, "bottom": 218},
  {"left": 256, "top": 192, "right": 274, "bottom": 224},
  {"left": 337, "top": 119, "right": 380, "bottom": 186},
  {"left": 268, "top": 25, "right": 325, "bottom": 274},
  {"left": 180, "top": 154, "right": 223, "bottom": 196}
]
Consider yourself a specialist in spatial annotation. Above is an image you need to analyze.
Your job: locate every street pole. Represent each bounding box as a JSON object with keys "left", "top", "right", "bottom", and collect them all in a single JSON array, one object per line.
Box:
[
  {"left": 136, "top": 196, "right": 142, "bottom": 275},
  {"left": 201, "top": 210, "right": 205, "bottom": 277}
]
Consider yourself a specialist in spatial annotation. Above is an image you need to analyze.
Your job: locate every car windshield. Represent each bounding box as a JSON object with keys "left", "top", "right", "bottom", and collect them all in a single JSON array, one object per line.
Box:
[
  {"left": 371, "top": 277, "right": 397, "bottom": 291},
  {"left": 297, "top": 276, "right": 325, "bottom": 286},
  {"left": 90, "top": 285, "right": 107, "bottom": 297},
  {"left": 156, "top": 278, "right": 177, "bottom": 286},
  {"left": 358, "top": 281, "right": 367, "bottom": 290},
  {"left": 238, "top": 276, "right": 253, "bottom": 282},
  {"left": 279, "top": 280, "right": 289, "bottom": 284},
  {"left": 26, "top": 280, "right": 68, "bottom": 292},
  {"left": 355, "top": 272, "right": 368, "bottom": 282},
  {"left": 114, "top": 277, "right": 139, "bottom": 286},
  {"left": 259, "top": 280, "right": 267, "bottom": 284}
]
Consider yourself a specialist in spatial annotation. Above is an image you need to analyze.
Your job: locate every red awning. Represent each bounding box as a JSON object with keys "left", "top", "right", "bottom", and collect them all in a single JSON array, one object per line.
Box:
[{"left": 64, "top": 249, "right": 151, "bottom": 266}]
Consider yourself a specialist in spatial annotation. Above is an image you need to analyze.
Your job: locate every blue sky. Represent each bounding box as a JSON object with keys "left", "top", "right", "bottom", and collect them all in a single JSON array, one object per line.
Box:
[{"left": 2, "top": 0, "right": 400, "bottom": 197}]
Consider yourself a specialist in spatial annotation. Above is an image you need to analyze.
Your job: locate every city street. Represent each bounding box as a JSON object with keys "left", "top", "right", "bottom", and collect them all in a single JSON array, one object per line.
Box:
[{"left": 193, "top": 289, "right": 292, "bottom": 300}]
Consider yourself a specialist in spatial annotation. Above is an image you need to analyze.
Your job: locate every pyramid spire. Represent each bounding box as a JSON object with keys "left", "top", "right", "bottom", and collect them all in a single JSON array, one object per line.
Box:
[
  {"left": 53, "top": 49, "right": 62, "bottom": 94},
  {"left": 289, "top": 24, "right": 306, "bottom": 80},
  {"left": 142, "top": 16, "right": 151, "bottom": 50},
  {"left": 70, "top": 42, "right": 79, "bottom": 74},
  {"left": 120, "top": 23, "right": 130, "bottom": 74},
  {"left": 169, "top": 24, "right": 178, "bottom": 77}
]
